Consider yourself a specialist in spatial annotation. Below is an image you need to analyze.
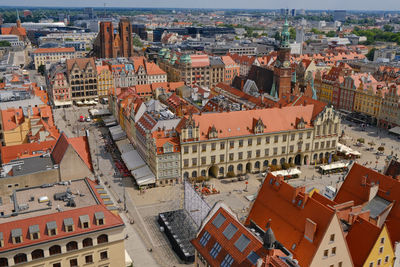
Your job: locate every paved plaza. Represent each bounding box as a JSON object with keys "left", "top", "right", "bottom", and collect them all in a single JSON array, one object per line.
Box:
[{"left": 53, "top": 106, "right": 400, "bottom": 267}]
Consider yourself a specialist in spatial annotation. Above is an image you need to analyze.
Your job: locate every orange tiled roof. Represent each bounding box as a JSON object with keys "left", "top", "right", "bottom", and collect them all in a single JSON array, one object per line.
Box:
[
  {"left": 335, "top": 163, "right": 400, "bottom": 245},
  {"left": 1, "top": 26, "right": 26, "bottom": 36},
  {"left": 0, "top": 179, "right": 123, "bottom": 253},
  {"left": 181, "top": 105, "right": 314, "bottom": 141},
  {"left": 66, "top": 57, "right": 95, "bottom": 73},
  {"left": 145, "top": 62, "right": 166, "bottom": 75},
  {"left": 0, "top": 140, "right": 56, "bottom": 164},
  {"left": 0, "top": 105, "right": 55, "bottom": 131},
  {"left": 346, "top": 217, "right": 383, "bottom": 267},
  {"left": 245, "top": 173, "right": 336, "bottom": 267},
  {"left": 33, "top": 47, "right": 75, "bottom": 54}
]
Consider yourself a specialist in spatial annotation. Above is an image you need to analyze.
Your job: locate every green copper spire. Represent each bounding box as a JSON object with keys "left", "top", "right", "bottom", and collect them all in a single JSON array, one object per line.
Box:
[{"left": 281, "top": 16, "right": 290, "bottom": 48}]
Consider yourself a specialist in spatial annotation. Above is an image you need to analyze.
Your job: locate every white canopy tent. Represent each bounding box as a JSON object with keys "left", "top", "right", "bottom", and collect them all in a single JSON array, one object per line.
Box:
[
  {"left": 109, "top": 125, "right": 126, "bottom": 141},
  {"left": 319, "top": 162, "right": 350, "bottom": 172},
  {"left": 389, "top": 126, "right": 400, "bottom": 136},
  {"left": 337, "top": 143, "right": 361, "bottom": 156},
  {"left": 121, "top": 149, "right": 146, "bottom": 171},
  {"left": 271, "top": 168, "right": 301, "bottom": 177}
]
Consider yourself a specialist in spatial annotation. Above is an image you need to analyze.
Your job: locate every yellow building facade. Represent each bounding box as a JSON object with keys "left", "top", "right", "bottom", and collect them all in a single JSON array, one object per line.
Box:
[
  {"left": 353, "top": 84, "right": 384, "bottom": 122},
  {"left": 363, "top": 225, "right": 394, "bottom": 267},
  {"left": 97, "top": 66, "right": 114, "bottom": 98}
]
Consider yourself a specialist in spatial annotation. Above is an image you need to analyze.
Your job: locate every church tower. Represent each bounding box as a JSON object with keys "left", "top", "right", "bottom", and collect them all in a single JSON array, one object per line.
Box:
[
  {"left": 273, "top": 17, "right": 292, "bottom": 98},
  {"left": 16, "top": 9, "right": 21, "bottom": 28}
]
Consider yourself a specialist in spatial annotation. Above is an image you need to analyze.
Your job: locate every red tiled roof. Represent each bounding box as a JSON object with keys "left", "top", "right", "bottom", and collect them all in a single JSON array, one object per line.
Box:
[
  {"left": 51, "top": 132, "right": 70, "bottom": 164},
  {"left": 1, "top": 26, "right": 26, "bottom": 36},
  {"left": 66, "top": 57, "right": 95, "bottom": 73},
  {"left": 245, "top": 173, "right": 336, "bottom": 267},
  {"left": 334, "top": 163, "right": 400, "bottom": 245},
  {"left": 0, "top": 179, "right": 123, "bottom": 253},
  {"left": 68, "top": 136, "right": 93, "bottom": 171},
  {"left": 33, "top": 47, "right": 75, "bottom": 54},
  {"left": 145, "top": 62, "right": 166, "bottom": 75},
  {"left": 0, "top": 140, "right": 56, "bottom": 164},
  {"left": 183, "top": 105, "right": 314, "bottom": 141},
  {"left": 346, "top": 217, "right": 382, "bottom": 267},
  {"left": 192, "top": 205, "right": 291, "bottom": 267}
]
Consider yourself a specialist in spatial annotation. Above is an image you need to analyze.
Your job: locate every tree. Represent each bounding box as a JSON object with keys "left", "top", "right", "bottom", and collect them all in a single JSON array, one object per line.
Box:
[
  {"left": 38, "top": 65, "right": 46, "bottom": 76},
  {"left": 326, "top": 31, "right": 336, "bottom": 37},
  {"left": 289, "top": 27, "right": 296, "bottom": 40},
  {"left": 383, "top": 24, "right": 394, "bottom": 32},
  {"left": 366, "top": 48, "right": 376, "bottom": 61},
  {"left": 273, "top": 31, "right": 281, "bottom": 41},
  {"left": 132, "top": 37, "right": 143, "bottom": 47},
  {"left": 0, "top": 41, "right": 11, "bottom": 47},
  {"left": 357, "top": 138, "right": 365, "bottom": 144},
  {"left": 378, "top": 146, "right": 385, "bottom": 153}
]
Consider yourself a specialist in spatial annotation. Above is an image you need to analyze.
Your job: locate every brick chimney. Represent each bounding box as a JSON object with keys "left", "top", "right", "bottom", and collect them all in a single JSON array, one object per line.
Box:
[{"left": 304, "top": 218, "right": 317, "bottom": 242}]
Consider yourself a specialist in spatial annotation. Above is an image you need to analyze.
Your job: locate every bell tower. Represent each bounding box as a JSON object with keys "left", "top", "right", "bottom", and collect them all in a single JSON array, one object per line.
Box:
[{"left": 273, "top": 17, "right": 292, "bottom": 98}]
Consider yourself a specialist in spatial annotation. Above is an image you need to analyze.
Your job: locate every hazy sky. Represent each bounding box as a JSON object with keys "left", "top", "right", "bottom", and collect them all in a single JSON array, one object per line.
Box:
[{"left": 0, "top": 0, "right": 399, "bottom": 10}]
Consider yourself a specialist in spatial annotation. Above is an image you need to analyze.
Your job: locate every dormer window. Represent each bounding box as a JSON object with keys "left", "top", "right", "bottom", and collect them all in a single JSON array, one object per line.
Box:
[
  {"left": 64, "top": 218, "right": 74, "bottom": 232},
  {"left": 95, "top": 212, "right": 105, "bottom": 225},
  {"left": 254, "top": 118, "right": 265, "bottom": 134},
  {"left": 11, "top": 228, "right": 23, "bottom": 244},
  {"left": 47, "top": 221, "right": 57, "bottom": 236},
  {"left": 29, "top": 225, "right": 40, "bottom": 240},
  {"left": 79, "top": 215, "right": 90, "bottom": 229}
]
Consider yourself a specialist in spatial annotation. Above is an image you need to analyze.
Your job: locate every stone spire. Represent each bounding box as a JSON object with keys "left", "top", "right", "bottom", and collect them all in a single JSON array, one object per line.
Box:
[
  {"left": 263, "top": 220, "right": 276, "bottom": 250},
  {"left": 281, "top": 16, "right": 290, "bottom": 48},
  {"left": 16, "top": 9, "right": 21, "bottom": 28}
]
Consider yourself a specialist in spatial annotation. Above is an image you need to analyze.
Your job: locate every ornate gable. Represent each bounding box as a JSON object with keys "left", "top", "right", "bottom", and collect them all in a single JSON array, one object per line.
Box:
[{"left": 253, "top": 117, "right": 265, "bottom": 134}]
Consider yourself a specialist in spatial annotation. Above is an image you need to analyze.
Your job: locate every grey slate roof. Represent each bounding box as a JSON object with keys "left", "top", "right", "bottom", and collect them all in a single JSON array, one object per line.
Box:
[
  {"left": 64, "top": 218, "right": 74, "bottom": 226},
  {"left": 94, "top": 211, "right": 105, "bottom": 220},
  {"left": 79, "top": 214, "right": 89, "bottom": 223},
  {"left": 11, "top": 228, "right": 22, "bottom": 237},
  {"left": 28, "top": 224, "right": 40, "bottom": 234},
  {"left": 362, "top": 196, "right": 392, "bottom": 219},
  {"left": 46, "top": 221, "right": 57, "bottom": 230}
]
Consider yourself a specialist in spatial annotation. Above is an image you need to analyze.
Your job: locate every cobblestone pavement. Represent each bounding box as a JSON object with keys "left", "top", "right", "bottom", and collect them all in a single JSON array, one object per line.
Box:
[{"left": 53, "top": 106, "right": 400, "bottom": 266}]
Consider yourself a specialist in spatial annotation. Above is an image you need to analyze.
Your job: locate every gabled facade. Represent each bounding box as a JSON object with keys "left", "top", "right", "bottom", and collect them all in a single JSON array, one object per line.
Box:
[
  {"left": 246, "top": 173, "right": 353, "bottom": 267},
  {"left": 66, "top": 58, "right": 98, "bottom": 102},
  {"left": 378, "top": 84, "right": 400, "bottom": 129}
]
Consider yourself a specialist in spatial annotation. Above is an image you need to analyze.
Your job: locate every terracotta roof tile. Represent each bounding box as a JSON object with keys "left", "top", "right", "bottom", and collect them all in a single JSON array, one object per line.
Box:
[{"left": 33, "top": 47, "right": 75, "bottom": 54}]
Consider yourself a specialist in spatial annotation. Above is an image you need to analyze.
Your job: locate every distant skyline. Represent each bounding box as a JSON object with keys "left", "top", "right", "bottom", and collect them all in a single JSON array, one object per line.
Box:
[{"left": 0, "top": 0, "right": 400, "bottom": 11}]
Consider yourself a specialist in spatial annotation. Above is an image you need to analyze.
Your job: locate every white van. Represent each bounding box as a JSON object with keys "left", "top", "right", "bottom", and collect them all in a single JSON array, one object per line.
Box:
[{"left": 324, "top": 186, "right": 336, "bottom": 199}]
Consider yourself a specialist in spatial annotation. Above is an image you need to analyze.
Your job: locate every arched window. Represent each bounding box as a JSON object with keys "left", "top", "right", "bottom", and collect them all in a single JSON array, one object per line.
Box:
[
  {"left": 280, "top": 158, "right": 286, "bottom": 165},
  {"left": 201, "top": 170, "right": 206, "bottom": 177},
  {"left": 183, "top": 172, "right": 189, "bottom": 179},
  {"left": 49, "top": 245, "right": 61, "bottom": 255},
  {"left": 191, "top": 171, "right": 197, "bottom": 178},
  {"left": 31, "top": 249, "right": 44, "bottom": 260},
  {"left": 271, "top": 159, "right": 277, "bottom": 166},
  {"left": 228, "top": 165, "right": 234, "bottom": 172},
  {"left": 66, "top": 241, "right": 78, "bottom": 251},
  {"left": 13, "top": 254, "right": 27, "bottom": 264},
  {"left": 82, "top": 238, "right": 93, "bottom": 247},
  {"left": 97, "top": 234, "right": 108, "bottom": 244},
  {"left": 237, "top": 164, "right": 243, "bottom": 171},
  {"left": 255, "top": 161, "right": 260, "bottom": 169},
  {"left": 263, "top": 160, "right": 269, "bottom": 167},
  {"left": 0, "top": 258, "right": 8, "bottom": 267},
  {"left": 219, "top": 167, "right": 224, "bottom": 174}
]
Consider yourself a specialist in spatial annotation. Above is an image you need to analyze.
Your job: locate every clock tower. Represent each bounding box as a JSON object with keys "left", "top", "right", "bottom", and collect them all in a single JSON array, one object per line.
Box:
[{"left": 273, "top": 17, "right": 292, "bottom": 98}]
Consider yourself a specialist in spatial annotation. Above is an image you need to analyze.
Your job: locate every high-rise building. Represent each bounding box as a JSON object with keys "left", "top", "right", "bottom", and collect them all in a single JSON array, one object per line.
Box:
[
  {"left": 132, "top": 24, "right": 147, "bottom": 40},
  {"left": 333, "top": 10, "right": 346, "bottom": 21},
  {"left": 290, "top": 9, "right": 296, "bottom": 16},
  {"left": 94, "top": 19, "right": 133, "bottom": 58}
]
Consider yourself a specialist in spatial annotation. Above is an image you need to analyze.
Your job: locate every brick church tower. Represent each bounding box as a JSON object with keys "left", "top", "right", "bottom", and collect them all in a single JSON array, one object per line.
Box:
[
  {"left": 273, "top": 18, "right": 292, "bottom": 98},
  {"left": 98, "top": 21, "right": 115, "bottom": 58},
  {"left": 118, "top": 18, "right": 133, "bottom": 58},
  {"left": 95, "top": 19, "right": 133, "bottom": 58}
]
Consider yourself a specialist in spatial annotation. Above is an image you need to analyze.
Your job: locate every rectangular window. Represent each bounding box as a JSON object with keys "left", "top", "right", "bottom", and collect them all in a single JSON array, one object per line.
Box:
[
  {"left": 321, "top": 142, "right": 325, "bottom": 149},
  {"left": 211, "top": 143, "right": 216, "bottom": 150},
  {"left": 323, "top": 249, "right": 328, "bottom": 258},
  {"left": 257, "top": 137, "right": 261, "bottom": 145},
  {"left": 199, "top": 231, "right": 211, "bottom": 246},
  {"left": 184, "top": 159, "right": 189, "bottom": 167},
  {"left": 281, "top": 147, "right": 286, "bottom": 154},
  {"left": 201, "top": 144, "right": 207, "bottom": 152},
  {"left": 192, "top": 158, "right": 197, "bottom": 166},
  {"left": 330, "top": 234, "right": 335, "bottom": 242},
  {"left": 201, "top": 157, "right": 206, "bottom": 165},
  {"left": 299, "top": 133, "right": 303, "bottom": 140},
  {"left": 290, "top": 145, "right": 294, "bottom": 153},
  {"left": 220, "top": 142, "right": 225, "bottom": 149},
  {"left": 282, "top": 134, "right": 287, "bottom": 142},
  {"left": 53, "top": 263, "right": 61, "bottom": 267},
  {"left": 239, "top": 140, "right": 243, "bottom": 147},
  {"left": 247, "top": 151, "right": 252, "bottom": 159},
  {"left": 184, "top": 147, "right": 189, "bottom": 154},
  {"left": 221, "top": 254, "right": 234, "bottom": 267},
  {"left": 315, "top": 142, "right": 319, "bottom": 149},
  {"left": 380, "top": 237, "right": 385, "bottom": 244},
  {"left": 332, "top": 247, "right": 336, "bottom": 256},
  {"left": 230, "top": 141, "right": 235, "bottom": 148},
  {"left": 248, "top": 139, "right": 252, "bottom": 146},
  {"left": 211, "top": 156, "right": 216, "bottom": 164},
  {"left": 291, "top": 134, "right": 295, "bottom": 141},
  {"left": 238, "top": 152, "right": 243, "bottom": 160},
  {"left": 265, "top": 149, "right": 269, "bottom": 156},
  {"left": 100, "top": 251, "right": 108, "bottom": 260},
  {"left": 223, "top": 223, "right": 238, "bottom": 240},
  {"left": 377, "top": 259, "right": 381, "bottom": 266},
  {"left": 379, "top": 247, "right": 383, "bottom": 254},
  {"left": 210, "top": 242, "right": 222, "bottom": 259},
  {"left": 70, "top": 258, "right": 78, "bottom": 267},
  {"left": 327, "top": 141, "right": 331, "bottom": 148},
  {"left": 256, "top": 150, "right": 260, "bottom": 157},
  {"left": 229, "top": 153, "right": 234, "bottom": 161},
  {"left": 274, "top": 136, "right": 279, "bottom": 143},
  {"left": 307, "top": 132, "right": 311, "bottom": 139},
  {"left": 385, "top": 256, "right": 389, "bottom": 263},
  {"left": 192, "top": 145, "right": 197, "bottom": 153},
  {"left": 85, "top": 255, "right": 93, "bottom": 264},
  {"left": 265, "top": 137, "right": 270, "bottom": 144},
  {"left": 220, "top": 154, "right": 225, "bottom": 162}
]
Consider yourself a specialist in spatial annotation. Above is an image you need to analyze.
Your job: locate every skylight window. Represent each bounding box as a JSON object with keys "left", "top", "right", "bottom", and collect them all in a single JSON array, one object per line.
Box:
[
  {"left": 212, "top": 213, "right": 226, "bottom": 229},
  {"left": 234, "top": 234, "right": 250, "bottom": 252},
  {"left": 199, "top": 231, "right": 211, "bottom": 247},
  {"left": 223, "top": 223, "right": 238, "bottom": 240},
  {"left": 210, "top": 242, "right": 221, "bottom": 259}
]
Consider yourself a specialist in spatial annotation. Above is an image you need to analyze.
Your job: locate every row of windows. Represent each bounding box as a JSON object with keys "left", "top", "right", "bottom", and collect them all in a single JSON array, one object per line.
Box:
[{"left": 0, "top": 235, "right": 108, "bottom": 267}]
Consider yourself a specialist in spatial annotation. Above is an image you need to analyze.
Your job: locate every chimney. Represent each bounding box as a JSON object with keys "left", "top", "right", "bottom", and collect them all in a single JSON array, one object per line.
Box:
[
  {"left": 368, "top": 183, "right": 379, "bottom": 202},
  {"left": 304, "top": 218, "right": 317, "bottom": 243}
]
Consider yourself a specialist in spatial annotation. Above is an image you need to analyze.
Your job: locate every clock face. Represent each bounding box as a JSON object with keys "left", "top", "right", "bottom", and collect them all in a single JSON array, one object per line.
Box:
[{"left": 283, "top": 61, "right": 290, "bottom": 68}]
